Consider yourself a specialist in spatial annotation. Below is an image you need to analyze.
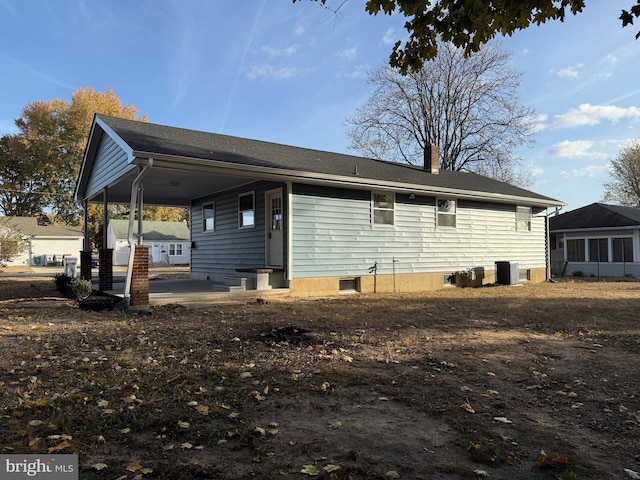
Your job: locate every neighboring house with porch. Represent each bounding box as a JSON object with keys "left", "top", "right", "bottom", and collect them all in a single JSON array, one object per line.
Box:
[
  {"left": 0, "top": 216, "right": 83, "bottom": 267},
  {"left": 549, "top": 203, "right": 640, "bottom": 278},
  {"left": 75, "top": 115, "right": 564, "bottom": 298},
  {"left": 107, "top": 219, "right": 190, "bottom": 266}
]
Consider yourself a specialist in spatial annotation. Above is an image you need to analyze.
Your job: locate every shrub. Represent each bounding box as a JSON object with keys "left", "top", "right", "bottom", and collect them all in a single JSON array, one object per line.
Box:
[
  {"left": 54, "top": 273, "right": 72, "bottom": 295},
  {"left": 68, "top": 278, "right": 93, "bottom": 301},
  {"left": 53, "top": 274, "right": 93, "bottom": 301},
  {"left": 571, "top": 270, "right": 584, "bottom": 277}
]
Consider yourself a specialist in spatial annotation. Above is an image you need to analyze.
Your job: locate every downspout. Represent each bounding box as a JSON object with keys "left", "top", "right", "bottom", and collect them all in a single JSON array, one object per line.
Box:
[
  {"left": 545, "top": 210, "right": 551, "bottom": 281},
  {"left": 123, "top": 159, "right": 153, "bottom": 309},
  {"left": 286, "top": 181, "right": 293, "bottom": 285}
]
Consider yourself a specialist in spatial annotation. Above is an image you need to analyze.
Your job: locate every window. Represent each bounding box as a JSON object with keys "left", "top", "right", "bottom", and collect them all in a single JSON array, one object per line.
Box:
[
  {"left": 339, "top": 277, "right": 360, "bottom": 292},
  {"left": 566, "top": 239, "right": 585, "bottom": 262},
  {"left": 202, "top": 203, "right": 215, "bottom": 232},
  {"left": 372, "top": 192, "right": 394, "bottom": 225},
  {"left": 239, "top": 192, "right": 255, "bottom": 228},
  {"left": 516, "top": 206, "right": 531, "bottom": 231},
  {"left": 169, "top": 243, "right": 183, "bottom": 256},
  {"left": 437, "top": 199, "right": 456, "bottom": 227},
  {"left": 588, "top": 238, "right": 608, "bottom": 262},
  {"left": 613, "top": 237, "right": 633, "bottom": 262}
]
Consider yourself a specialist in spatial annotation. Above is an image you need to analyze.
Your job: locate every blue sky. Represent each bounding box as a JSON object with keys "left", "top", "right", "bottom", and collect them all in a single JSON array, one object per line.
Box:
[{"left": 1, "top": 1, "right": 639, "bottom": 212}]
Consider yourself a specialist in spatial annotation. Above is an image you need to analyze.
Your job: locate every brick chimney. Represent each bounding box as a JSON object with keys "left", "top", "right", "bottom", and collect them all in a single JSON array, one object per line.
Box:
[{"left": 424, "top": 143, "right": 439, "bottom": 174}]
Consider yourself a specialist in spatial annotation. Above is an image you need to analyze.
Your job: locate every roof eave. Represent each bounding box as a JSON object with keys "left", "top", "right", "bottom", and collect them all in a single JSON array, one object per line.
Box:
[
  {"left": 75, "top": 115, "right": 136, "bottom": 202},
  {"left": 132, "top": 152, "right": 564, "bottom": 208},
  {"left": 550, "top": 225, "right": 640, "bottom": 233}
]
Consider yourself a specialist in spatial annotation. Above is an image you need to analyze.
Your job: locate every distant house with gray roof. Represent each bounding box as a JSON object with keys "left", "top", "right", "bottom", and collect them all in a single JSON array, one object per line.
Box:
[
  {"left": 107, "top": 219, "right": 190, "bottom": 265},
  {"left": 549, "top": 203, "right": 640, "bottom": 278},
  {"left": 75, "top": 114, "right": 564, "bottom": 296},
  {"left": 0, "top": 216, "right": 83, "bottom": 267}
]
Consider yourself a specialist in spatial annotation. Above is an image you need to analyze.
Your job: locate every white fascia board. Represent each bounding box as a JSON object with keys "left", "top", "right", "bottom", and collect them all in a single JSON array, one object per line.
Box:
[
  {"left": 75, "top": 116, "right": 137, "bottom": 202},
  {"left": 133, "top": 152, "right": 565, "bottom": 209},
  {"left": 552, "top": 226, "right": 640, "bottom": 234}
]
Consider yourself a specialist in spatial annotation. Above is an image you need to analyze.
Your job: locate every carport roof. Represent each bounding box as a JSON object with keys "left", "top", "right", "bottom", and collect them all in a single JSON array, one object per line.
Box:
[{"left": 76, "top": 114, "right": 564, "bottom": 208}]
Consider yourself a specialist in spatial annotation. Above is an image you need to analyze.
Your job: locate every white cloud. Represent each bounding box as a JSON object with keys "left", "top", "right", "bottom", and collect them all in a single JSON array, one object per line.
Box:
[
  {"left": 381, "top": 27, "right": 396, "bottom": 46},
  {"left": 294, "top": 24, "right": 305, "bottom": 37},
  {"left": 246, "top": 65, "right": 296, "bottom": 80},
  {"left": 554, "top": 103, "right": 640, "bottom": 127},
  {"left": 261, "top": 45, "right": 298, "bottom": 57},
  {"left": 550, "top": 140, "right": 609, "bottom": 160},
  {"left": 339, "top": 46, "right": 357, "bottom": 60},
  {"left": 527, "top": 165, "right": 545, "bottom": 177},
  {"left": 337, "top": 64, "right": 369, "bottom": 79},
  {"left": 553, "top": 62, "right": 584, "bottom": 79},
  {"left": 559, "top": 165, "right": 609, "bottom": 178},
  {"left": 531, "top": 113, "right": 549, "bottom": 132}
]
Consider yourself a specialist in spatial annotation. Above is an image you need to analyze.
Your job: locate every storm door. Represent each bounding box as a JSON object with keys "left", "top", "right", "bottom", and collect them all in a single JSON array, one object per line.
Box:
[{"left": 266, "top": 189, "right": 284, "bottom": 267}]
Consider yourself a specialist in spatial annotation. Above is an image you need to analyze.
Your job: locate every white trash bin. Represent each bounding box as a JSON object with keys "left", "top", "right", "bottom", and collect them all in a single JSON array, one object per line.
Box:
[{"left": 63, "top": 257, "right": 78, "bottom": 277}]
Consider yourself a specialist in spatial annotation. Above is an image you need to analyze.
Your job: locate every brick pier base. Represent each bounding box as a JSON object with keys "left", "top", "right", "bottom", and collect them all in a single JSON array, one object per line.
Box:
[
  {"left": 98, "top": 249, "right": 113, "bottom": 291},
  {"left": 80, "top": 250, "right": 92, "bottom": 281},
  {"left": 130, "top": 245, "right": 149, "bottom": 310}
]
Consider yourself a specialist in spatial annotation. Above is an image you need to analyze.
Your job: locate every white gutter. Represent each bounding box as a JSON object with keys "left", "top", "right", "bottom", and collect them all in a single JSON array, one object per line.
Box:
[{"left": 123, "top": 158, "right": 153, "bottom": 307}]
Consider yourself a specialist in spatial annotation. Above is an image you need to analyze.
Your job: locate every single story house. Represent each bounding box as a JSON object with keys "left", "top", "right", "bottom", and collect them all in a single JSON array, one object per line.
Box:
[
  {"left": 0, "top": 216, "right": 83, "bottom": 267},
  {"left": 107, "top": 219, "right": 190, "bottom": 265},
  {"left": 549, "top": 202, "right": 640, "bottom": 278},
  {"left": 75, "top": 114, "right": 564, "bottom": 296}
]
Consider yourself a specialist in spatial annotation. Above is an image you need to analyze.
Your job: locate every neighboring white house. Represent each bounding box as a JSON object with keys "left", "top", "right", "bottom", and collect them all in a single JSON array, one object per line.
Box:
[
  {"left": 0, "top": 216, "right": 84, "bottom": 267},
  {"left": 107, "top": 219, "right": 190, "bottom": 266},
  {"left": 550, "top": 203, "right": 640, "bottom": 278}
]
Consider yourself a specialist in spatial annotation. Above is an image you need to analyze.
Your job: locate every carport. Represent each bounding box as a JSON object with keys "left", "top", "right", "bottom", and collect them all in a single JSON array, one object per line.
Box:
[{"left": 75, "top": 115, "right": 290, "bottom": 309}]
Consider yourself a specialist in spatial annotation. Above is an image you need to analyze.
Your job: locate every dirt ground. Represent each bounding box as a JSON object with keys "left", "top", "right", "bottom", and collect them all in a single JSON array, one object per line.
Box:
[{"left": 0, "top": 274, "right": 639, "bottom": 479}]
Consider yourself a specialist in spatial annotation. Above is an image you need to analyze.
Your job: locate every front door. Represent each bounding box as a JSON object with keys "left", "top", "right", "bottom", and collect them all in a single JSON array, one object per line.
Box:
[{"left": 266, "top": 189, "right": 284, "bottom": 267}]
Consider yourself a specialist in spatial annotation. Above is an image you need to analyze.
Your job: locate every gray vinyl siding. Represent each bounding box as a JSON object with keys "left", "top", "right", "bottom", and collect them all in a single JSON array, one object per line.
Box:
[
  {"left": 84, "top": 135, "right": 135, "bottom": 199},
  {"left": 190, "top": 182, "right": 281, "bottom": 277},
  {"left": 291, "top": 185, "right": 548, "bottom": 279}
]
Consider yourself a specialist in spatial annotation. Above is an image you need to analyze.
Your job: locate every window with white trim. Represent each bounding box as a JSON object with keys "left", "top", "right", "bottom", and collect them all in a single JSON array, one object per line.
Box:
[
  {"left": 588, "top": 238, "right": 608, "bottom": 262},
  {"left": 516, "top": 206, "right": 531, "bottom": 231},
  {"left": 567, "top": 239, "right": 585, "bottom": 262},
  {"left": 613, "top": 237, "right": 633, "bottom": 262},
  {"left": 372, "top": 192, "right": 394, "bottom": 225},
  {"left": 169, "top": 243, "right": 183, "bottom": 256},
  {"left": 239, "top": 192, "right": 255, "bottom": 228},
  {"left": 437, "top": 199, "right": 456, "bottom": 227},
  {"left": 202, "top": 202, "right": 215, "bottom": 232}
]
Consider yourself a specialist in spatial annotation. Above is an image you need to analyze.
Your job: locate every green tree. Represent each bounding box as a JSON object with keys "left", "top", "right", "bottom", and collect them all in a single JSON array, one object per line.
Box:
[
  {"left": 0, "top": 218, "right": 29, "bottom": 267},
  {"left": 295, "top": 0, "right": 639, "bottom": 72},
  {"left": 346, "top": 40, "right": 534, "bottom": 185},
  {"left": 602, "top": 141, "right": 640, "bottom": 207},
  {"left": 0, "top": 87, "right": 147, "bottom": 224}
]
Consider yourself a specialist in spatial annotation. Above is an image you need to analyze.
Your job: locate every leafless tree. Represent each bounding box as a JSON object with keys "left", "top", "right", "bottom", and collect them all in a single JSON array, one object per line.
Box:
[
  {"left": 346, "top": 40, "right": 536, "bottom": 185},
  {"left": 602, "top": 140, "right": 640, "bottom": 207}
]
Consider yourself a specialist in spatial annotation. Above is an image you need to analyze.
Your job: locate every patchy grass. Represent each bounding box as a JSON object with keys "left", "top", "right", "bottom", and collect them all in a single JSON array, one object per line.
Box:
[{"left": 0, "top": 277, "right": 639, "bottom": 479}]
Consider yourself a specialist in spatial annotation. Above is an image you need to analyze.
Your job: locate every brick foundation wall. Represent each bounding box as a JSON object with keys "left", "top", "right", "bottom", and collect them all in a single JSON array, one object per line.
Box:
[
  {"left": 130, "top": 245, "right": 149, "bottom": 309},
  {"left": 98, "top": 249, "right": 113, "bottom": 291}
]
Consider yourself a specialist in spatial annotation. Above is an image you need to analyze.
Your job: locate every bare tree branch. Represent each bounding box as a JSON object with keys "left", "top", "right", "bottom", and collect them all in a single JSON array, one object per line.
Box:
[{"left": 346, "top": 40, "right": 535, "bottom": 185}]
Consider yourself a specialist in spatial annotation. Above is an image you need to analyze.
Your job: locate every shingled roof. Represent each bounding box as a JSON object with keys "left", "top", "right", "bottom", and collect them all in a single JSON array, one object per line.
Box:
[
  {"left": 0, "top": 217, "right": 82, "bottom": 238},
  {"left": 549, "top": 203, "right": 640, "bottom": 231},
  {"left": 109, "top": 219, "right": 189, "bottom": 241},
  {"left": 94, "top": 115, "right": 562, "bottom": 207}
]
